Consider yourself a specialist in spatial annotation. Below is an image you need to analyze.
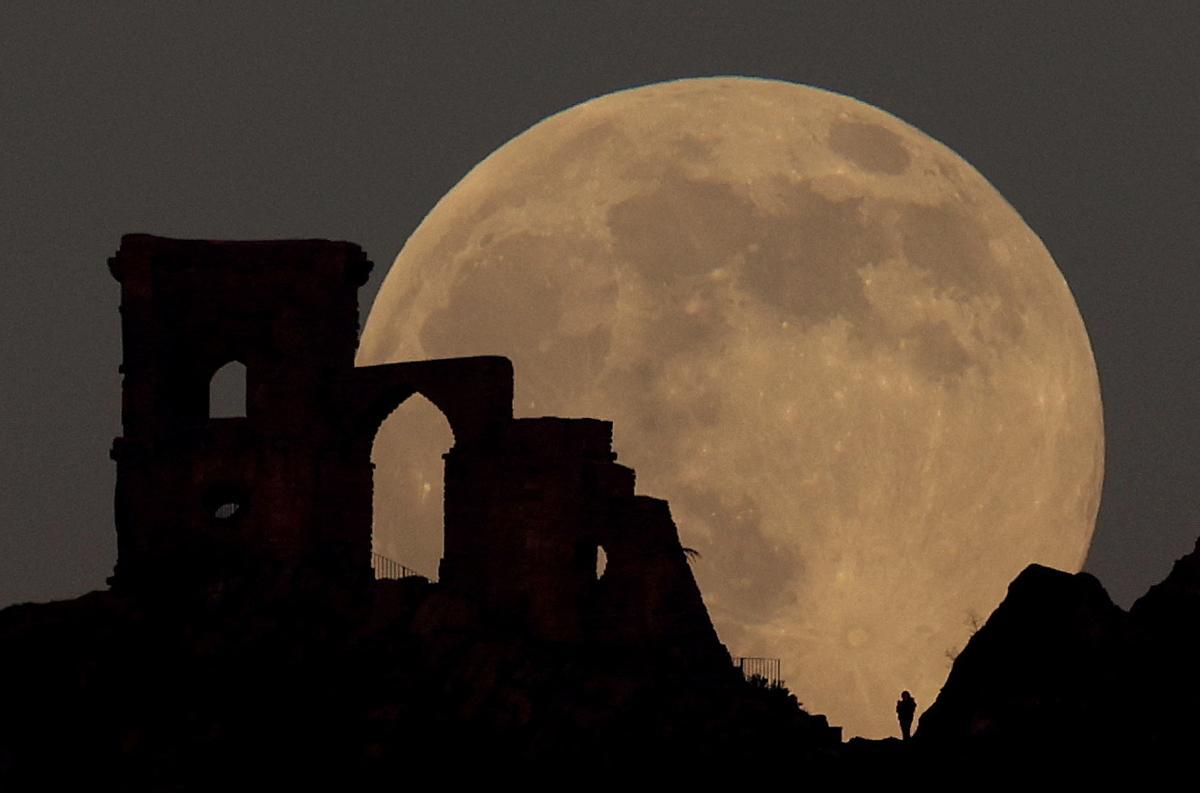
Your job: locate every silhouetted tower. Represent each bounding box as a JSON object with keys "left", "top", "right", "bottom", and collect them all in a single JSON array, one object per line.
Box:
[{"left": 107, "top": 235, "right": 376, "bottom": 589}]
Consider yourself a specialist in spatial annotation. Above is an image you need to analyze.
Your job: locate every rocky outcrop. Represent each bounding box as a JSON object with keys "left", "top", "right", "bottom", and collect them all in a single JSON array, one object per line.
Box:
[
  {"left": 916, "top": 564, "right": 1128, "bottom": 751},
  {"left": 1130, "top": 536, "right": 1200, "bottom": 631},
  {"left": 1127, "top": 536, "right": 1200, "bottom": 749},
  {"left": 917, "top": 538, "right": 1200, "bottom": 763}
]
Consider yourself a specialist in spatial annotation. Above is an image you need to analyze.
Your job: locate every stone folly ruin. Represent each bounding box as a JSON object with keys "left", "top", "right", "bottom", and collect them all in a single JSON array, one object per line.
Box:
[{"left": 106, "top": 233, "right": 727, "bottom": 654}]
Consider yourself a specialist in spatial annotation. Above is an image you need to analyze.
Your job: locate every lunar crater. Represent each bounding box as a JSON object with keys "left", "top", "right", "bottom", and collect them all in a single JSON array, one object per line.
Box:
[{"left": 828, "top": 120, "right": 912, "bottom": 175}]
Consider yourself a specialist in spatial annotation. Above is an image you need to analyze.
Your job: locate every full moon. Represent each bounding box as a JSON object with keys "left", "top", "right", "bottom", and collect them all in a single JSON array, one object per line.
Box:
[{"left": 359, "top": 78, "right": 1103, "bottom": 738}]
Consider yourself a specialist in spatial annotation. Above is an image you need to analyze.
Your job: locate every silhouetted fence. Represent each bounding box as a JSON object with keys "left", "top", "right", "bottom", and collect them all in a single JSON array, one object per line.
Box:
[
  {"left": 371, "top": 552, "right": 426, "bottom": 581},
  {"left": 734, "top": 656, "right": 782, "bottom": 687}
]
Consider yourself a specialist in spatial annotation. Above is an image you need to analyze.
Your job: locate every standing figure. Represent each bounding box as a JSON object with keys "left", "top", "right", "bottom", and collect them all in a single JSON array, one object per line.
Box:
[{"left": 896, "top": 690, "right": 917, "bottom": 740}]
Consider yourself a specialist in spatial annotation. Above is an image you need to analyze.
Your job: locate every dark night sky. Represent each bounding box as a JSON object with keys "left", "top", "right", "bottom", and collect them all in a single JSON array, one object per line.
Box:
[{"left": 2, "top": 2, "right": 1197, "bottom": 609}]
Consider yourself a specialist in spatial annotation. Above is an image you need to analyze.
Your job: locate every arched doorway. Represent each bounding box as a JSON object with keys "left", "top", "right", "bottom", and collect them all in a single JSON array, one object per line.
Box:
[{"left": 370, "top": 393, "right": 454, "bottom": 581}]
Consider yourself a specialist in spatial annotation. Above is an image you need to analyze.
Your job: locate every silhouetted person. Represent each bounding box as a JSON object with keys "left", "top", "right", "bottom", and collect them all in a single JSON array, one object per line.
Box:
[{"left": 896, "top": 690, "right": 916, "bottom": 740}]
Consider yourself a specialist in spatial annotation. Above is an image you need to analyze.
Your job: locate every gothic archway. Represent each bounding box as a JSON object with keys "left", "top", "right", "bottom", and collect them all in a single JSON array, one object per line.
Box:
[{"left": 369, "top": 393, "right": 454, "bottom": 581}]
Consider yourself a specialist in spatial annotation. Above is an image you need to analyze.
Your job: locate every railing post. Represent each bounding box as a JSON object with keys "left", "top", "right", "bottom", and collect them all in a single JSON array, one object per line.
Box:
[
  {"left": 733, "top": 656, "right": 782, "bottom": 687},
  {"left": 371, "top": 551, "right": 429, "bottom": 582}
]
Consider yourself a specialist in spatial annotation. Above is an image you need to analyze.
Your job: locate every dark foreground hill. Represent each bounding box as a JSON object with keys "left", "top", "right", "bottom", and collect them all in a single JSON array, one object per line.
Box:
[
  {"left": 5, "top": 537, "right": 1198, "bottom": 783},
  {"left": 0, "top": 572, "right": 839, "bottom": 787}
]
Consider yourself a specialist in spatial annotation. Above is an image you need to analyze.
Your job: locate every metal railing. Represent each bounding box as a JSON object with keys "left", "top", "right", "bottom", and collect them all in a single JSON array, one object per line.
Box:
[
  {"left": 734, "top": 656, "right": 782, "bottom": 688},
  {"left": 371, "top": 552, "right": 427, "bottom": 581}
]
